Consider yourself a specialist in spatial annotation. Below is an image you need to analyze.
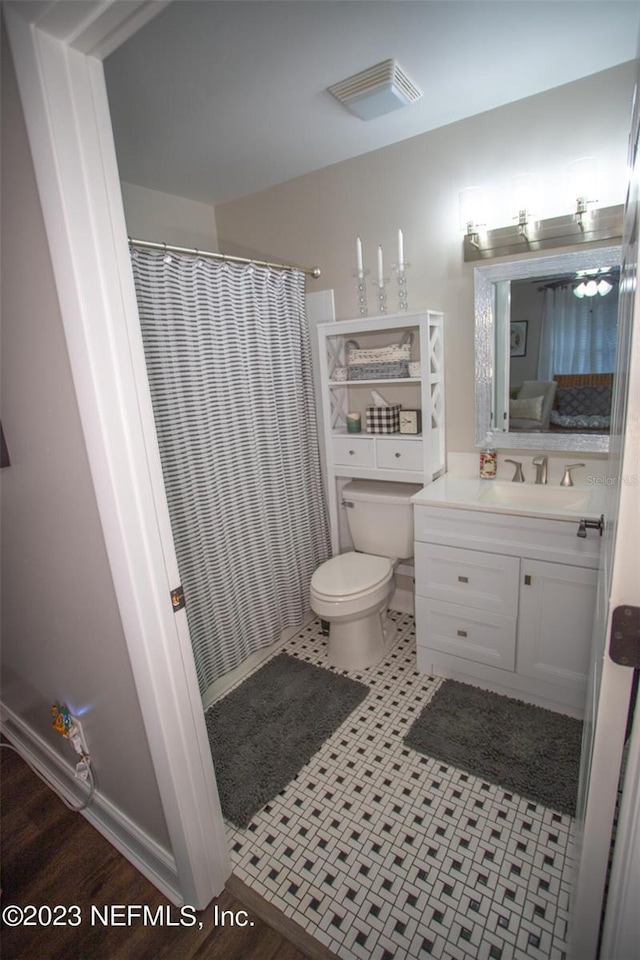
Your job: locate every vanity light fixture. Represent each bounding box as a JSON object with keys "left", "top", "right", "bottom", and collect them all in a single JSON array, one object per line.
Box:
[
  {"left": 511, "top": 174, "right": 538, "bottom": 244},
  {"left": 462, "top": 197, "right": 623, "bottom": 262},
  {"left": 459, "top": 187, "right": 487, "bottom": 251},
  {"left": 567, "top": 157, "right": 598, "bottom": 230},
  {"left": 462, "top": 157, "right": 622, "bottom": 262}
]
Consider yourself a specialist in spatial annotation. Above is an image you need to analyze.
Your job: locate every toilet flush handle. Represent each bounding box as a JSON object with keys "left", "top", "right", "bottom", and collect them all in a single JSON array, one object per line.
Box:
[{"left": 342, "top": 500, "right": 354, "bottom": 509}]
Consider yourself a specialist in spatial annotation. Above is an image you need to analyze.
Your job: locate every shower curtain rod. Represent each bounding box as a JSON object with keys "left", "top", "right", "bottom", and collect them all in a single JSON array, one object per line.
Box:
[{"left": 128, "top": 237, "right": 321, "bottom": 279}]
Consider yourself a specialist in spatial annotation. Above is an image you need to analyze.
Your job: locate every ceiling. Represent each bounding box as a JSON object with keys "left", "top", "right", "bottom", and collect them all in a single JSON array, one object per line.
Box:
[{"left": 104, "top": 1, "right": 640, "bottom": 207}]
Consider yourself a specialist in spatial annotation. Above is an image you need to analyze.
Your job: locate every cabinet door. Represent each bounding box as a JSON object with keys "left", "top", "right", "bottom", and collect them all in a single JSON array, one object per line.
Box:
[{"left": 517, "top": 560, "right": 597, "bottom": 691}]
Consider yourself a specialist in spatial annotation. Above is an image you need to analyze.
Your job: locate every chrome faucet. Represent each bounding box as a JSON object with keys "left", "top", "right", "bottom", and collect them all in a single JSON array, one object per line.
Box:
[
  {"left": 505, "top": 459, "right": 525, "bottom": 483},
  {"left": 532, "top": 456, "right": 548, "bottom": 485}
]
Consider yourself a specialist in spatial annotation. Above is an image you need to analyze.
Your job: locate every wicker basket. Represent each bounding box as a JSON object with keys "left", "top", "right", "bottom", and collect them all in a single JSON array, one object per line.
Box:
[
  {"left": 347, "top": 361, "right": 409, "bottom": 380},
  {"left": 345, "top": 331, "right": 413, "bottom": 367}
]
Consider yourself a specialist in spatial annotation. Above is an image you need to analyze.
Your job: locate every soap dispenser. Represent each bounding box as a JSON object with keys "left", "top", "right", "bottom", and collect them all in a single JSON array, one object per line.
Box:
[{"left": 480, "top": 447, "right": 497, "bottom": 479}]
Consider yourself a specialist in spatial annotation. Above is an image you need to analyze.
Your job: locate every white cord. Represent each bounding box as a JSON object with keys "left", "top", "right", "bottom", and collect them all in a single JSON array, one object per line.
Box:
[{"left": 0, "top": 741, "right": 96, "bottom": 812}]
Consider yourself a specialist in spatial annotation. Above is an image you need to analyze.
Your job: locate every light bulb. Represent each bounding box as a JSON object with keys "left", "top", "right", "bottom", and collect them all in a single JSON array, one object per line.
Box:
[
  {"left": 567, "top": 157, "right": 598, "bottom": 214},
  {"left": 597, "top": 279, "right": 613, "bottom": 296},
  {"left": 459, "top": 187, "right": 487, "bottom": 234},
  {"left": 511, "top": 174, "right": 538, "bottom": 222},
  {"left": 585, "top": 279, "right": 598, "bottom": 297},
  {"left": 573, "top": 282, "right": 587, "bottom": 298}
]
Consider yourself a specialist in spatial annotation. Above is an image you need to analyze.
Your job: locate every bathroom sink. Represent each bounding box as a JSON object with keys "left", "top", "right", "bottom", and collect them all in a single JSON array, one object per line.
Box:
[{"left": 477, "top": 483, "right": 591, "bottom": 512}]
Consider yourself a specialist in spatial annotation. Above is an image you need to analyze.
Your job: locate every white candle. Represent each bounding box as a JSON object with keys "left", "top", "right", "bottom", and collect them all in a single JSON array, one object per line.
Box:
[
  {"left": 377, "top": 245, "right": 384, "bottom": 284},
  {"left": 397, "top": 228, "right": 404, "bottom": 266},
  {"left": 356, "top": 236, "right": 363, "bottom": 273}
]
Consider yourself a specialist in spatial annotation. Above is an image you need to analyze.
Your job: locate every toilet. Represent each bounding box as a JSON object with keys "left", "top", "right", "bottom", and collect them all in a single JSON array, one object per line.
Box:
[{"left": 310, "top": 480, "right": 422, "bottom": 670}]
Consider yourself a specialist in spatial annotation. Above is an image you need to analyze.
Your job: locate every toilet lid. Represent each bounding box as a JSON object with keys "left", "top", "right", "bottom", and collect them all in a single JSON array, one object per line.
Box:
[{"left": 311, "top": 552, "right": 393, "bottom": 600}]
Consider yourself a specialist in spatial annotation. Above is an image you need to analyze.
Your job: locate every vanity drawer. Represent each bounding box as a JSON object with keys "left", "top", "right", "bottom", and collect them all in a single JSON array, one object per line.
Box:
[
  {"left": 416, "top": 596, "right": 516, "bottom": 671},
  {"left": 413, "top": 505, "right": 601, "bottom": 568},
  {"left": 375, "top": 438, "right": 423, "bottom": 472},
  {"left": 415, "top": 542, "right": 519, "bottom": 616},
  {"left": 332, "top": 437, "right": 374, "bottom": 467}
]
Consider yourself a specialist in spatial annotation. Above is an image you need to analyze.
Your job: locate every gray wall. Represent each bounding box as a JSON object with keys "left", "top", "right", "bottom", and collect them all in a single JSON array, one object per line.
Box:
[{"left": 0, "top": 27, "right": 170, "bottom": 850}]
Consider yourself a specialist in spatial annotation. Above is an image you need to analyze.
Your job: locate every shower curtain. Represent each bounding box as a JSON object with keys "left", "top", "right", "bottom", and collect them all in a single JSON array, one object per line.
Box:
[{"left": 131, "top": 249, "right": 330, "bottom": 692}]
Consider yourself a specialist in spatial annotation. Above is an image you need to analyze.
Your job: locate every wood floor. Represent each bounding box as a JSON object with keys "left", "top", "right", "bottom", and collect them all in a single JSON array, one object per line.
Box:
[{"left": 0, "top": 745, "right": 310, "bottom": 960}]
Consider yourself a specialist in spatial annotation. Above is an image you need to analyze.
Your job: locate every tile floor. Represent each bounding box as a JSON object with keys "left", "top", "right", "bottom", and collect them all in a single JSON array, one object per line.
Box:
[{"left": 222, "top": 612, "right": 573, "bottom": 960}]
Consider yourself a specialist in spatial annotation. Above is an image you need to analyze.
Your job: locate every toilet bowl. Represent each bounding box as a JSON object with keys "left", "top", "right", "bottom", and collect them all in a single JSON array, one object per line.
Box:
[
  {"left": 310, "top": 551, "right": 397, "bottom": 670},
  {"left": 310, "top": 479, "right": 422, "bottom": 671}
]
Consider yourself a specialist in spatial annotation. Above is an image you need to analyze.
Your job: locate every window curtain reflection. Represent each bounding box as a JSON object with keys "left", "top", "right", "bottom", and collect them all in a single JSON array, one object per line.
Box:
[{"left": 538, "top": 285, "right": 617, "bottom": 379}]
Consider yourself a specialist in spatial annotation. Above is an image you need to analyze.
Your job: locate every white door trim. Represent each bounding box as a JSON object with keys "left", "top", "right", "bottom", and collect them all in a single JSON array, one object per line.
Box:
[
  {"left": 600, "top": 695, "right": 640, "bottom": 959},
  {"left": 4, "top": 1, "right": 230, "bottom": 907},
  {"left": 570, "top": 51, "right": 640, "bottom": 954}
]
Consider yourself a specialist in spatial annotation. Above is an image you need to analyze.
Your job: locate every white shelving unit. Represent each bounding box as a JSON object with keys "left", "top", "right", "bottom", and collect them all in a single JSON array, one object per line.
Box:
[{"left": 317, "top": 310, "right": 445, "bottom": 553}]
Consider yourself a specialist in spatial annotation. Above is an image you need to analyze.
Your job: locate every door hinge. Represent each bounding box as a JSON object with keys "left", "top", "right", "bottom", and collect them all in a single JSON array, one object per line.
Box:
[
  {"left": 170, "top": 585, "right": 186, "bottom": 612},
  {"left": 609, "top": 605, "right": 640, "bottom": 667}
]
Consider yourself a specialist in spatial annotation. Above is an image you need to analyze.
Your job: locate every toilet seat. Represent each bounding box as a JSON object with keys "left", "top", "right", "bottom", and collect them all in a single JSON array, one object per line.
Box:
[{"left": 311, "top": 552, "right": 393, "bottom": 601}]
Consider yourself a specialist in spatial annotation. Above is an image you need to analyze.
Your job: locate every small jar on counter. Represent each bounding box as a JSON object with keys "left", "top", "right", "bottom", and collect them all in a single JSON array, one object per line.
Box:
[{"left": 479, "top": 447, "right": 497, "bottom": 479}]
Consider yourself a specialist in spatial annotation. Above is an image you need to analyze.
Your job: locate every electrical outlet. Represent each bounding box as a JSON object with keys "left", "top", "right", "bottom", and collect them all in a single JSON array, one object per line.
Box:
[{"left": 68, "top": 714, "right": 89, "bottom": 757}]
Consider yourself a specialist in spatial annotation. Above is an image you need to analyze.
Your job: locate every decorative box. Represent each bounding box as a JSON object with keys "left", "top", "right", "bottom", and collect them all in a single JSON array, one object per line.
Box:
[{"left": 366, "top": 404, "right": 401, "bottom": 434}]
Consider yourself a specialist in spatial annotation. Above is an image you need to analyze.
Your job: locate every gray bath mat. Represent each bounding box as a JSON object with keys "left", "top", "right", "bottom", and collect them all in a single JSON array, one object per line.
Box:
[
  {"left": 205, "top": 652, "right": 369, "bottom": 828},
  {"left": 404, "top": 680, "right": 583, "bottom": 815}
]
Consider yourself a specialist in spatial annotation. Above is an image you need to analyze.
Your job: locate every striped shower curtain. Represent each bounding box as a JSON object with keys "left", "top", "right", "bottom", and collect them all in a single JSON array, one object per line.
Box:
[{"left": 131, "top": 249, "right": 330, "bottom": 692}]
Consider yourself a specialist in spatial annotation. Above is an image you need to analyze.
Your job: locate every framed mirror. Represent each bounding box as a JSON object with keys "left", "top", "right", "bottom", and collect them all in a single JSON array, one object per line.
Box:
[{"left": 475, "top": 245, "right": 621, "bottom": 452}]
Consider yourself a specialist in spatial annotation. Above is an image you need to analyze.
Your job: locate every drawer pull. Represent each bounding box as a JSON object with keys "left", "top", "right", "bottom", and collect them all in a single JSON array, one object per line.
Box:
[
  {"left": 457, "top": 629, "right": 468, "bottom": 638},
  {"left": 349, "top": 449, "right": 355, "bottom": 455},
  {"left": 524, "top": 574, "right": 532, "bottom": 586},
  {"left": 457, "top": 575, "right": 469, "bottom": 583},
  {"left": 395, "top": 452, "right": 401, "bottom": 458}
]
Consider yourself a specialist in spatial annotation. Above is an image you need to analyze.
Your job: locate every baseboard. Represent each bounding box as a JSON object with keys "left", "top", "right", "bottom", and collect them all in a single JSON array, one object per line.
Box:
[
  {"left": 226, "top": 875, "right": 340, "bottom": 960},
  {"left": 1, "top": 703, "right": 182, "bottom": 905}
]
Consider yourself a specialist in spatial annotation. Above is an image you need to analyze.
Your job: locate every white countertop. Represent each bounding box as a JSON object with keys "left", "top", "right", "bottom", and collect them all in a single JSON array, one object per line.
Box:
[{"left": 411, "top": 474, "right": 605, "bottom": 522}]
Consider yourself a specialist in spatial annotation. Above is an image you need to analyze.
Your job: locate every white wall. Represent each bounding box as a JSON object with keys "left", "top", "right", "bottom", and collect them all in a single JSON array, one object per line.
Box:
[
  {"left": 0, "top": 28, "right": 170, "bottom": 851},
  {"left": 121, "top": 181, "right": 218, "bottom": 250},
  {"left": 214, "top": 63, "right": 635, "bottom": 454}
]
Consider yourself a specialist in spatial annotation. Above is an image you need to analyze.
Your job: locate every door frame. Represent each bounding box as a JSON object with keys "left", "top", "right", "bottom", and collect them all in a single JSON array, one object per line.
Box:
[
  {"left": 6, "top": 1, "right": 640, "bottom": 947},
  {"left": 4, "top": 1, "right": 230, "bottom": 907},
  {"left": 570, "top": 50, "right": 640, "bottom": 955}
]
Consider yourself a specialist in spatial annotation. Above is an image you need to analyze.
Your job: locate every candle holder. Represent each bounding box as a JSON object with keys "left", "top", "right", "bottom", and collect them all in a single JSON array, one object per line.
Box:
[
  {"left": 392, "top": 261, "right": 410, "bottom": 312},
  {"left": 353, "top": 269, "right": 370, "bottom": 316},
  {"left": 373, "top": 277, "right": 389, "bottom": 315}
]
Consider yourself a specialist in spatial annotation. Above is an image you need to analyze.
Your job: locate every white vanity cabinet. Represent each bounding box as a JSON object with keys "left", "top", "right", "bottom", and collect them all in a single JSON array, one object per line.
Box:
[
  {"left": 318, "top": 311, "right": 445, "bottom": 553},
  {"left": 413, "top": 504, "right": 601, "bottom": 716}
]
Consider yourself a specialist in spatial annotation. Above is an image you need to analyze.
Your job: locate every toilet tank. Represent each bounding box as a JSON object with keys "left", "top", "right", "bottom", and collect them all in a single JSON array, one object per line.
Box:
[{"left": 342, "top": 479, "right": 423, "bottom": 559}]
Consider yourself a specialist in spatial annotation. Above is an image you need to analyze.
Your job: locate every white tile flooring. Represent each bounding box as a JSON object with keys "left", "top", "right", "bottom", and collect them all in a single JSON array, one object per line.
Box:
[{"left": 221, "top": 613, "right": 573, "bottom": 960}]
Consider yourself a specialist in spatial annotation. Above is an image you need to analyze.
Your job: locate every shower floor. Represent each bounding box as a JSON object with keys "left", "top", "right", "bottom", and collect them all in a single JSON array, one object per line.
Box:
[{"left": 221, "top": 613, "right": 573, "bottom": 960}]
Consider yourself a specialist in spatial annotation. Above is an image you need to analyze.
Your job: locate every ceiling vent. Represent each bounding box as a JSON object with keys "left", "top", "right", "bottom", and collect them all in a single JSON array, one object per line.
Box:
[{"left": 328, "top": 59, "right": 422, "bottom": 121}]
